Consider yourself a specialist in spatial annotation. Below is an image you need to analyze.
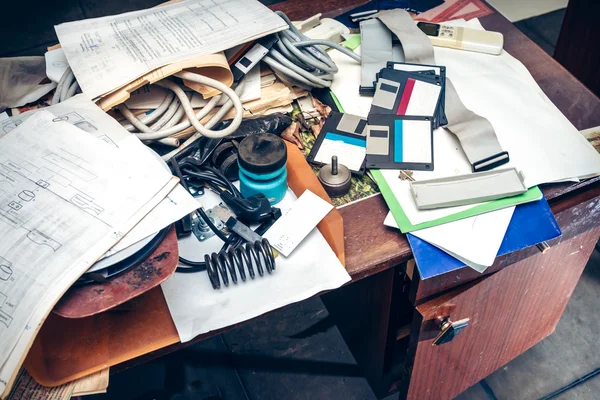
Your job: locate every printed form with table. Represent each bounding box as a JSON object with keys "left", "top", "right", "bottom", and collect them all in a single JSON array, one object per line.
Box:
[{"left": 0, "top": 0, "right": 599, "bottom": 398}]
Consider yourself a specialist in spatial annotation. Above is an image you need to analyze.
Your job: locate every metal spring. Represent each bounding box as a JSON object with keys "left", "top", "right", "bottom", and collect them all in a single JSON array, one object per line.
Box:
[{"left": 205, "top": 239, "right": 275, "bottom": 289}]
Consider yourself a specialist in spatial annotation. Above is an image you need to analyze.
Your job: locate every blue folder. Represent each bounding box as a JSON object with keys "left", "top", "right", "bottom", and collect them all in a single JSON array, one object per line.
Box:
[{"left": 407, "top": 197, "right": 561, "bottom": 279}]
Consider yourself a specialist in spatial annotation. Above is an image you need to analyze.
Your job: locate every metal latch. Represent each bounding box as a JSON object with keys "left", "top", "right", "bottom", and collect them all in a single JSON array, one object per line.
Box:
[{"left": 432, "top": 317, "right": 470, "bottom": 346}]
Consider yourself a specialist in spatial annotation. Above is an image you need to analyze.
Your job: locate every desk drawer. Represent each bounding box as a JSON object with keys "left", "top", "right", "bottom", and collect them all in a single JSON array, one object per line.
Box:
[{"left": 324, "top": 227, "right": 600, "bottom": 400}]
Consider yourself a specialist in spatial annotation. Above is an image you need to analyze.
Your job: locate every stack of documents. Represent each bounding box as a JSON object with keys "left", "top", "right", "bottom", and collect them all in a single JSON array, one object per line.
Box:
[
  {"left": 0, "top": 95, "right": 198, "bottom": 397},
  {"left": 54, "top": 0, "right": 288, "bottom": 101},
  {"left": 328, "top": 18, "right": 600, "bottom": 272}
]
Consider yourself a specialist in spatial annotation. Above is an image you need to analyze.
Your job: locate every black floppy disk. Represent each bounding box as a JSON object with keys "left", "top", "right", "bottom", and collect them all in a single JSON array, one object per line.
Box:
[
  {"left": 386, "top": 61, "right": 447, "bottom": 127},
  {"left": 307, "top": 111, "right": 367, "bottom": 176},
  {"left": 370, "top": 68, "right": 442, "bottom": 127},
  {"left": 366, "top": 114, "right": 433, "bottom": 171}
]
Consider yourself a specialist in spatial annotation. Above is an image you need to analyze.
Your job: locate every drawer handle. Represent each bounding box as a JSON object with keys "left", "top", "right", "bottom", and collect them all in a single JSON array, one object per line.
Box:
[{"left": 432, "top": 317, "right": 470, "bottom": 346}]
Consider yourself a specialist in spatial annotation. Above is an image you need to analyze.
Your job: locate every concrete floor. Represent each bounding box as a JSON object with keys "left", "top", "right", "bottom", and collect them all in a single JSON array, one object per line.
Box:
[{"left": 2, "top": 1, "right": 598, "bottom": 399}]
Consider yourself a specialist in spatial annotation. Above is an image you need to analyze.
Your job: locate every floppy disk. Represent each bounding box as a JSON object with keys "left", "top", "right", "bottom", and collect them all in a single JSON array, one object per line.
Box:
[
  {"left": 307, "top": 111, "right": 367, "bottom": 176},
  {"left": 370, "top": 68, "right": 442, "bottom": 124},
  {"left": 366, "top": 114, "right": 433, "bottom": 170},
  {"left": 387, "top": 61, "right": 447, "bottom": 126}
]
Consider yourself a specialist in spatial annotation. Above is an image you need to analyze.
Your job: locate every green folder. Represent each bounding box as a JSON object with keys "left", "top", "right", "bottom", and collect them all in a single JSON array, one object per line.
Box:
[{"left": 371, "top": 169, "right": 543, "bottom": 233}]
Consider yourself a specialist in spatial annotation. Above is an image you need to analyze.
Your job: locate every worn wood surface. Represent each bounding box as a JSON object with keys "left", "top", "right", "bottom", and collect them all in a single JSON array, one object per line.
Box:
[
  {"left": 554, "top": 0, "right": 600, "bottom": 97},
  {"left": 398, "top": 227, "right": 600, "bottom": 400}
]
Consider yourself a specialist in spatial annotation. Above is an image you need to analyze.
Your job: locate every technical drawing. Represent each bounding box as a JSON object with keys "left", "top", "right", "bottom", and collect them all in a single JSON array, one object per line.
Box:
[
  {"left": 44, "top": 152, "right": 97, "bottom": 182},
  {"left": 98, "top": 134, "right": 117, "bottom": 148},
  {"left": 8, "top": 201, "right": 22, "bottom": 211},
  {"left": 5, "top": 160, "right": 33, "bottom": 176},
  {"left": 0, "top": 257, "right": 12, "bottom": 281},
  {"left": 73, "top": 120, "right": 98, "bottom": 133},
  {"left": 18, "top": 190, "right": 35, "bottom": 202},
  {"left": 52, "top": 112, "right": 84, "bottom": 125},
  {"left": 1, "top": 121, "right": 17, "bottom": 134},
  {"left": 26, "top": 229, "right": 62, "bottom": 251},
  {"left": 70, "top": 194, "right": 104, "bottom": 216},
  {"left": 36, "top": 180, "right": 50, "bottom": 189},
  {"left": 0, "top": 292, "right": 6, "bottom": 308},
  {"left": 0, "top": 310, "right": 12, "bottom": 327},
  {"left": 0, "top": 209, "right": 23, "bottom": 228}
]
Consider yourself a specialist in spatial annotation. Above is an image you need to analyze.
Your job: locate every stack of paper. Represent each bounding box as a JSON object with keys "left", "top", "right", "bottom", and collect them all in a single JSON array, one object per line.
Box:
[
  {"left": 1, "top": 95, "right": 200, "bottom": 265},
  {"left": 55, "top": 0, "right": 288, "bottom": 101},
  {"left": 0, "top": 94, "right": 197, "bottom": 397}
]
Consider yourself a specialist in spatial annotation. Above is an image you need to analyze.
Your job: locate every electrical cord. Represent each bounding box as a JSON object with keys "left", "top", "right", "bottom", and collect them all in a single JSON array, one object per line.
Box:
[
  {"left": 262, "top": 11, "right": 361, "bottom": 89},
  {"left": 118, "top": 74, "right": 245, "bottom": 141},
  {"left": 52, "top": 67, "right": 78, "bottom": 104},
  {"left": 75, "top": 225, "right": 171, "bottom": 285},
  {"left": 50, "top": 67, "right": 245, "bottom": 157},
  {"left": 172, "top": 163, "right": 243, "bottom": 272}
]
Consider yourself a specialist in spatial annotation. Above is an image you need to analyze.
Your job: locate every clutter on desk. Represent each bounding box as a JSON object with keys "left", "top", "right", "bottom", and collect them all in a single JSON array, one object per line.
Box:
[{"left": 2, "top": 0, "right": 600, "bottom": 395}]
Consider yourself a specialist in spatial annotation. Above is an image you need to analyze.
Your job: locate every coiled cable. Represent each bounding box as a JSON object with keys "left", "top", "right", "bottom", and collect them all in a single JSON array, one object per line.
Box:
[
  {"left": 262, "top": 11, "right": 361, "bottom": 89},
  {"left": 50, "top": 67, "right": 245, "bottom": 158},
  {"left": 52, "top": 67, "right": 79, "bottom": 104}
]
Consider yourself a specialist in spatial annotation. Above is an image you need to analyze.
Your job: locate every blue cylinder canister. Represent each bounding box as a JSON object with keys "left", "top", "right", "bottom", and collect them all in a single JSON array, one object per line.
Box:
[{"left": 238, "top": 133, "right": 288, "bottom": 205}]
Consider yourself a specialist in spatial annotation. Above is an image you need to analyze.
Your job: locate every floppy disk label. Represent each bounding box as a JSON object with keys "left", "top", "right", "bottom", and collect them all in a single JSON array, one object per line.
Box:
[
  {"left": 397, "top": 78, "right": 442, "bottom": 116},
  {"left": 371, "top": 77, "right": 441, "bottom": 118},
  {"left": 314, "top": 132, "right": 366, "bottom": 172}
]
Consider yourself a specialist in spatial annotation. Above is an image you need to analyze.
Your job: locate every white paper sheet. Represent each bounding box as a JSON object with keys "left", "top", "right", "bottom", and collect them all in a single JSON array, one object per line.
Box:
[
  {"left": 1, "top": 95, "right": 199, "bottom": 259},
  {"left": 161, "top": 190, "right": 350, "bottom": 342},
  {"left": 385, "top": 206, "right": 515, "bottom": 272},
  {"left": 263, "top": 190, "right": 333, "bottom": 256},
  {"left": 0, "top": 111, "right": 176, "bottom": 397},
  {"left": 55, "top": 0, "right": 287, "bottom": 99}
]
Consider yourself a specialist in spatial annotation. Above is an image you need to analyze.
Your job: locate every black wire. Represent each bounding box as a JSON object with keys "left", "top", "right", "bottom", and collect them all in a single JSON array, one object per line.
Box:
[
  {"left": 76, "top": 226, "right": 171, "bottom": 285},
  {"left": 174, "top": 163, "right": 247, "bottom": 274}
]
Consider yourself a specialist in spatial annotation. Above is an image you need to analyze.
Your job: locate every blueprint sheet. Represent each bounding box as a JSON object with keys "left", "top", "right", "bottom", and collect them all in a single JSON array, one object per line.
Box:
[{"left": 0, "top": 111, "right": 177, "bottom": 397}]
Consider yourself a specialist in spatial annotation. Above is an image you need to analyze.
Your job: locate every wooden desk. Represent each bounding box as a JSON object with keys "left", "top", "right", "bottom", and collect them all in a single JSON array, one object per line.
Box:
[{"left": 29, "top": 1, "right": 600, "bottom": 399}]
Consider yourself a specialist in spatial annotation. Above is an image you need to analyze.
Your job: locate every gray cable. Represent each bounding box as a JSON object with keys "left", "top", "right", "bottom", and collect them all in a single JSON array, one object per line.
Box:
[
  {"left": 118, "top": 74, "right": 244, "bottom": 143},
  {"left": 161, "top": 77, "right": 246, "bottom": 160},
  {"left": 122, "top": 91, "right": 176, "bottom": 131},
  {"left": 264, "top": 11, "right": 361, "bottom": 89},
  {"left": 52, "top": 67, "right": 75, "bottom": 104}
]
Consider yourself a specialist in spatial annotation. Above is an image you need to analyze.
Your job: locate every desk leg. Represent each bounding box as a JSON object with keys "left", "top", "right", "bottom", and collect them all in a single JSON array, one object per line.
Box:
[{"left": 322, "top": 266, "right": 402, "bottom": 396}]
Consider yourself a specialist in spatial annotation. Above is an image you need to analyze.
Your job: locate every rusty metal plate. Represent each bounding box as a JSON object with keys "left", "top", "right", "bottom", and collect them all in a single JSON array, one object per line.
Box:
[{"left": 54, "top": 226, "right": 179, "bottom": 318}]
